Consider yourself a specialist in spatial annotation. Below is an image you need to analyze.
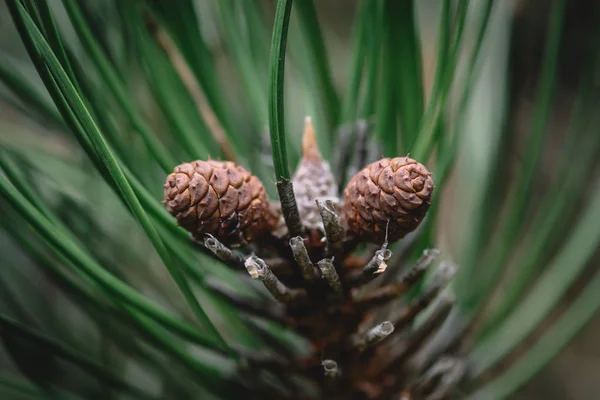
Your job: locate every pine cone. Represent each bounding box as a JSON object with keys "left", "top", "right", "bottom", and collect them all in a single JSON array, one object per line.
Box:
[
  {"left": 343, "top": 156, "right": 434, "bottom": 244},
  {"left": 163, "top": 160, "right": 274, "bottom": 245},
  {"left": 272, "top": 117, "right": 340, "bottom": 239}
]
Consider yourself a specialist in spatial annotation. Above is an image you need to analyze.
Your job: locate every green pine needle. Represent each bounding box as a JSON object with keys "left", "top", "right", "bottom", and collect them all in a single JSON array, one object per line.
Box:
[{"left": 268, "top": 0, "right": 294, "bottom": 180}]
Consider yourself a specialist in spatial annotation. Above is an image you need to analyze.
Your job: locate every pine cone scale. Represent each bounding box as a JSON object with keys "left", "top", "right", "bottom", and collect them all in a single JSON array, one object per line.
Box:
[
  {"left": 364, "top": 180, "right": 380, "bottom": 209},
  {"left": 198, "top": 186, "right": 218, "bottom": 218},
  {"left": 379, "top": 192, "right": 403, "bottom": 217},
  {"left": 219, "top": 186, "right": 239, "bottom": 217},
  {"left": 192, "top": 161, "right": 212, "bottom": 180},
  {"left": 201, "top": 211, "right": 220, "bottom": 233},
  {"left": 167, "top": 190, "right": 190, "bottom": 212},
  {"left": 174, "top": 172, "right": 190, "bottom": 190},
  {"left": 378, "top": 168, "right": 395, "bottom": 193},
  {"left": 249, "top": 176, "right": 262, "bottom": 199},
  {"left": 209, "top": 167, "right": 229, "bottom": 195},
  {"left": 226, "top": 167, "right": 244, "bottom": 188},
  {"left": 188, "top": 174, "right": 208, "bottom": 204},
  {"left": 356, "top": 171, "right": 370, "bottom": 194},
  {"left": 175, "top": 162, "right": 194, "bottom": 176},
  {"left": 368, "top": 159, "right": 389, "bottom": 182},
  {"left": 237, "top": 184, "right": 252, "bottom": 209},
  {"left": 177, "top": 207, "right": 197, "bottom": 233}
]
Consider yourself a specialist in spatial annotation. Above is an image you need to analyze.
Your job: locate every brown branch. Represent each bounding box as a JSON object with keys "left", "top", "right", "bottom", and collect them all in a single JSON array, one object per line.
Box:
[
  {"left": 203, "top": 234, "right": 245, "bottom": 268},
  {"left": 390, "top": 263, "right": 457, "bottom": 329},
  {"left": 317, "top": 257, "right": 343, "bottom": 297},
  {"left": 322, "top": 359, "right": 341, "bottom": 379},
  {"left": 351, "top": 242, "right": 392, "bottom": 286},
  {"left": 277, "top": 179, "right": 304, "bottom": 238},
  {"left": 369, "top": 294, "right": 455, "bottom": 380},
  {"left": 317, "top": 199, "right": 344, "bottom": 259},
  {"left": 245, "top": 256, "right": 307, "bottom": 303},
  {"left": 411, "top": 357, "right": 466, "bottom": 400},
  {"left": 352, "top": 321, "right": 395, "bottom": 351},
  {"left": 356, "top": 259, "right": 455, "bottom": 313},
  {"left": 402, "top": 295, "right": 458, "bottom": 376},
  {"left": 290, "top": 236, "right": 319, "bottom": 282}
]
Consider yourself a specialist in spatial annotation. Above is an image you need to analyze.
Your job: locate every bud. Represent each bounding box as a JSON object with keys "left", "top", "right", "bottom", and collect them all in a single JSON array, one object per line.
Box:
[
  {"left": 163, "top": 160, "right": 274, "bottom": 245},
  {"left": 272, "top": 117, "right": 340, "bottom": 239},
  {"left": 343, "top": 156, "right": 434, "bottom": 244}
]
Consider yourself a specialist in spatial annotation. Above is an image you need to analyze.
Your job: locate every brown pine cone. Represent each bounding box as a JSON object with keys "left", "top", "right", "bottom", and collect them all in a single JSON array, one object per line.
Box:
[
  {"left": 163, "top": 160, "right": 274, "bottom": 246},
  {"left": 343, "top": 156, "right": 434, "bottom": 244}
]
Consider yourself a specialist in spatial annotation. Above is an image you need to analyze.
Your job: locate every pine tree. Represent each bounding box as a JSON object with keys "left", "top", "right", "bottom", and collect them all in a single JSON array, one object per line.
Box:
[{"left": 1, "top": 0, "right": 600, "bottom": 399}]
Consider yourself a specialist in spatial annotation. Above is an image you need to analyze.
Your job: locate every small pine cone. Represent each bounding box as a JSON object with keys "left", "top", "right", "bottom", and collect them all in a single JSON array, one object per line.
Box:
[
  {"left": 272, "top": 117, "right": 340, "bottom": 238},
  {"left": 343, "top": 156, "right": 434, "bottom": 244},
  {"left": 163, "top": 160, "right": 274, "bottom": 246}
]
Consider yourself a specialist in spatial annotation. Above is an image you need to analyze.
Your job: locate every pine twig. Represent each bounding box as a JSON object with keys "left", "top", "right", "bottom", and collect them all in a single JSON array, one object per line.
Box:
[
  {"left": 322, "top": 359, "right": 341, "bottom": 379},
  {"left": 389, "top": 263, "right": 457, "bottom": 329},
  {"left": 365, "top": 321, "right": 395, "bottom": 345},
  {"left": 401, "top": 294, "right": 455, "bottom": 352},
  {"left": 383, "top": 248, "right": 441, "bottom": 286},
  {"left": 412, "top": 357, "right": 466, "bottom": 400},
  {"left": 404, "top": 297, "right": 462, "bottom": 375},
  {"left": 316, "top": 199, "right": 344, "bottom": 259},
  {"left": 400, "top": 249, "right": 440, "bottom": 283},
  {"left": 245, "top": 256, "right": 307, "bottom": 303},
  {"left": 277, "top": 179, "right": 304, "bottom": 238},
  {"left": 234, "top": 345, "right": 293, "bottom": 371},
  {"left": 317, "top": 257, "right": 343, "bottom": 296},
  {"left": 373, "top": 294, "right": 455, "bottom": 380},
  {"left": 290, "top": 236, "right": 319, "bottom": 281},
  {"left": 354, "top": 253, "right": 443, "bottom": 310},
  {"left": 351, "top": 242, "right": 392, "bottom": 286},
  {"left": 203, "top": 234, "right": 245, "bottom": 268},
  {"left": 353, "top": 321, "right": 395, "bottom": 350}
]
